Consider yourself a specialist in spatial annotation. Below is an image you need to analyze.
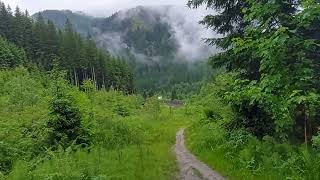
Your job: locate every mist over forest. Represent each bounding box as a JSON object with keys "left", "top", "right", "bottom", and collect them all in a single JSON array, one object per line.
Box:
[{"left": 33, "top": 5, "right": 219, "bottom": 93}]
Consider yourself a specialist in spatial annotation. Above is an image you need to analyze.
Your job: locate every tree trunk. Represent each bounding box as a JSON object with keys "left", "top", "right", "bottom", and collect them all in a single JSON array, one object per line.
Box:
[
  {"left": 302, "top": 106, "right": 308, "bottom": 148},
  {"left": 69, "top": 68, "right": 74, "bottom": 85},
  {"left": 102, "top": 73, "right": 105, "bottom": 91},
  {"left": 92, "top": 66, "right": 97, "bottom": 90},
  {"left": 82, "top": 68, "right": 85, "bottom": 82},
  {"left": 73, "top": 68, "right": 78, "bottom": 87}
]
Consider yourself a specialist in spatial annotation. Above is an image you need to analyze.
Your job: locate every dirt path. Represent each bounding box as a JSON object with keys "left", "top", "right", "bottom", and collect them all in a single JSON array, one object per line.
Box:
[{"left": 175, "top": 129, "right": 225, "bottom": 180}]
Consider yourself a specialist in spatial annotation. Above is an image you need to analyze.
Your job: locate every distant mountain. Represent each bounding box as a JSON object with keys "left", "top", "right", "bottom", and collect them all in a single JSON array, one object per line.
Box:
[
  {"left": 33, "top": 10, "right": 93, "bottom": 35},
  {"left": 33, "top": 6, "right": 216, "bottom": 92},
  {"left": 91, "top": 6, "right": 179, "bottom": 58}
]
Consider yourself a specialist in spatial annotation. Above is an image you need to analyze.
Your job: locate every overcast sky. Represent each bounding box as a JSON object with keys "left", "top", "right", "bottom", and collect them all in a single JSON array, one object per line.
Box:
[{"left": 2, "top": 0, "right": 191, "bottom": 16}]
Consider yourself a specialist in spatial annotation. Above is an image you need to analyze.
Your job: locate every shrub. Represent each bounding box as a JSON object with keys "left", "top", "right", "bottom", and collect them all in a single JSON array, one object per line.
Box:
[
  {"left": 47, "top": 92, "right": 90, "bottom": 149},
  {"left": 0, "top": 143, "right": 18, "bottom": 175},
  {"left": 114, "top": 104, "right": 130, "bottom": 117},
  {"left": 204, "top": 109, "right": 222, "bottom": 121},
  {"left": 312, "top": 134, "right": 320, "bottom": 153}
]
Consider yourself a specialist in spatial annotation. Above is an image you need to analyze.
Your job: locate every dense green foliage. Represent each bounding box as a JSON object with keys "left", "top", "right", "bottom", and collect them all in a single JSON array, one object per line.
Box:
[
  {"left": 47, "top": 88, "right": 90, "bottom": 149},
  {"left": 0, "top": 1, "right": 134, "bottom": 93},
  {"left": 184, "top": 0, "right": 320, "bottom": 179},
  {"left": 0, "top": 37, "right": 27, "bottom": 68},
  {"left": 186, "top": 75, "right": 320, "bottom": 179},
  {"left": 188, "top": 0, "right": 320, "bottom": 142},
  {"left": 135, "top": 61, "right": 214, "bottom": 96},
  {"left": 0, "top": 2, "right": 195, "bottom": 178},
  {"left": 0, "top": 67, "right": 191, "bottom": 178}
]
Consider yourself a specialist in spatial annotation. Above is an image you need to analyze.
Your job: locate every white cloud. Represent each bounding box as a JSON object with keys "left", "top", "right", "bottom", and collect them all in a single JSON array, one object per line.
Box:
[{"left": 160, "top": 6, "right": 220, "bottom": 61}]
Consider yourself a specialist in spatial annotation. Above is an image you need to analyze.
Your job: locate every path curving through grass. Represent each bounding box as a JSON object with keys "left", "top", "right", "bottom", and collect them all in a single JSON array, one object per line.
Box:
[{"left": 175, "top": 129, "right": 225, "bottom": 180}]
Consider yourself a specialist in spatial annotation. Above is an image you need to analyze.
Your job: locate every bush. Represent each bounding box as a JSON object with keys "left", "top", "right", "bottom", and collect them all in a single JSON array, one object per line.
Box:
[
  {"left": 113, "top": 104, "right": 130, "bottom": 117},
  {"left": 0, "top": 143, "right": 18, "bottom": 175},
  {"left": 204, "top": 109, "right": 222, "bottom": 121},
  {"left": 47, "top": 92, "right": 90, "bottom": 149},
  {"left": 185, "top": 73, "right": 320, "bottom": 179},
  {"left": 312, "top": 134, "right": 320, "bottom": 152}
]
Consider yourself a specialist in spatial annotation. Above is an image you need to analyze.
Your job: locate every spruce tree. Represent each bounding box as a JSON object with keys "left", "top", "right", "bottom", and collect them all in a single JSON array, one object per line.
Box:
[
  {"left": 47, "top": 89, "right": 89, "bottom": 149},
  {"left": 0, "top": 1, "right": 135, "bottom": 92}
]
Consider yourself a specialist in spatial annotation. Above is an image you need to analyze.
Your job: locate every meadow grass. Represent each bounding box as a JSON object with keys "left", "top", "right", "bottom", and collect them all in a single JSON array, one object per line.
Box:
[
  {"left": 185, "top": 122, "right": 320, "bottom": 180},
  {"left": 7, "top": 104, "right": 192, "bottom": 180}
]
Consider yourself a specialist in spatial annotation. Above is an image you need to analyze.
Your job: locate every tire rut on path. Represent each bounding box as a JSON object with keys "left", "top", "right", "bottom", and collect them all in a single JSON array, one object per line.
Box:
[{"left": 175, "top": 129, "right": 225, "bottom": 180}]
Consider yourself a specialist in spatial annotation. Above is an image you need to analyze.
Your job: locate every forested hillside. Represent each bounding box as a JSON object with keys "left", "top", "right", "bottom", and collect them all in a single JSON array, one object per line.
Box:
[
  {"left": 33, "top": 10, "right": 93, "bottom": 36},
  {"left": 0, "top": 2, "right": 134, "bottom": 93},
  {"left": 92, "top": 6, "right": 179, "bottom": 59},
  {"left": 34, "top": 6, "right": 215, "bottom": 94}
]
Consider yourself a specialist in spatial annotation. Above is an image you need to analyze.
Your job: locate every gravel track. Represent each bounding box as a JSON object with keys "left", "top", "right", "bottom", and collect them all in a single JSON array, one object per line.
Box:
[{"left": 175, "top": 129, "right": 225, "bottom": 180}]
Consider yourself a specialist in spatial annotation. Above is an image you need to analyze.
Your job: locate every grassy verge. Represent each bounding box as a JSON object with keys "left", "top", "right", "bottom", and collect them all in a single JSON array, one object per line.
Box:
[
  {"left": 185, "top": 124, "right": 256, "bottom": 180},
  {"left": 185, "top": 121, "right": 320, "bottom": 180},
  {"left": 7, "top": 104, "right": 191, "bottom": 180},
  {"left": 0, "top": 69, "right": 194, "bottom": 179}
]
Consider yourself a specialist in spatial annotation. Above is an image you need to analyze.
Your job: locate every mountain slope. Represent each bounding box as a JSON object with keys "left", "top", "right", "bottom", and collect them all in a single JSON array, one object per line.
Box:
[
  {"left": 91, "top": 6, "right": 178, "bottom": 58},
  {"left": 33, "top": 10, "right": 93, "bottom": 35},
  {"left": 34, "top": 6, "right": 216, "bottom": 93}
]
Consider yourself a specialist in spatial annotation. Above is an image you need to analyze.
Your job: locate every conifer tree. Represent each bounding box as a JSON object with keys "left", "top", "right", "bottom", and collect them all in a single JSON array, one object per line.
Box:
[{"left": 0, "top": 1, "right": 135, "bottom": 93}]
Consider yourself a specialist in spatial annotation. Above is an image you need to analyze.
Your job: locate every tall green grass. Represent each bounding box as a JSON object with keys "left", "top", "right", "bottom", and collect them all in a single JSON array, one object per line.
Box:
[
  {"left": 7, "top": 97, "right": 192, "bottom": 179},
  {"left": 0, "top": 68, "right": 194, "bottom": 179},
  {"left": 184, "top": 79, "right": 320, "bottom": 180},
  {"left": 185, "top": 107, "right": 320, "bottom": 180}
]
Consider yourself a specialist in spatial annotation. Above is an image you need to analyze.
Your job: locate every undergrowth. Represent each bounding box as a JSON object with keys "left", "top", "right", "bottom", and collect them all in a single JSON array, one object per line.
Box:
[
  {"left": 185, "top": 75, "right": 320, "bottom": 180},
  {"left": 0, "top": 68, "right": 192, "bottom": 179}
]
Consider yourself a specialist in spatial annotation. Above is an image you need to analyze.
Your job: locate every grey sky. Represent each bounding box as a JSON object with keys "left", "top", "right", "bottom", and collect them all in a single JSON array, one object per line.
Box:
[{"left": 2, "top": 0, "right": 190, "bottom": 15}]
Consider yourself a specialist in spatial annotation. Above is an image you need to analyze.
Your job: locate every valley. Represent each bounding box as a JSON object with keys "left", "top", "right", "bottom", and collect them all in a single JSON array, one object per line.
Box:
[{"left": 34, "top": 6, "right": 217, "bottom": 95}]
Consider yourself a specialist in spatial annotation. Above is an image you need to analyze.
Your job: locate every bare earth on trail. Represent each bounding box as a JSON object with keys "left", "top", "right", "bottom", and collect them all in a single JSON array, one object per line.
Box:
[{"left": 175, "top": 129, "right": 225, "bottom": 180}]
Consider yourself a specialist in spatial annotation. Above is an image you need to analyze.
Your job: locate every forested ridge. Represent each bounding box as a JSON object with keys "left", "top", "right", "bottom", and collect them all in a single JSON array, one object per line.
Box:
[
  {"left": 33, "top": 10, "right": 93, "bottom": 36},
  {"left": 1, "top": 0, "right": 320, "bottom": 179},
  {"left": 0, "top": 2, "right": 134, "bottom": 93},
  {"left": 35, "top": 7, "right": 215, "bottom": 95}
]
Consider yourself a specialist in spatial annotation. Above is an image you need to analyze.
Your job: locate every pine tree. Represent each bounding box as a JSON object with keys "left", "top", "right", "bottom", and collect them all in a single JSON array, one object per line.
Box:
[
  {"left": 0, "top": 37, "right": 26, "bottom": 68},
  {"left": 0, "top": 1, "right": 134, "bottom": 91},
  {"left": 21, "top": 10, "right": 33, "bottom": 57},
  {"left": 0, "top": 2, "right": 12, "bottom": 38},
  {"left": 47, "top": 89, "right": 89, "bottom": 149},
  {"left": 188, "top": 0, "right": 320, "bottom": 140}
]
